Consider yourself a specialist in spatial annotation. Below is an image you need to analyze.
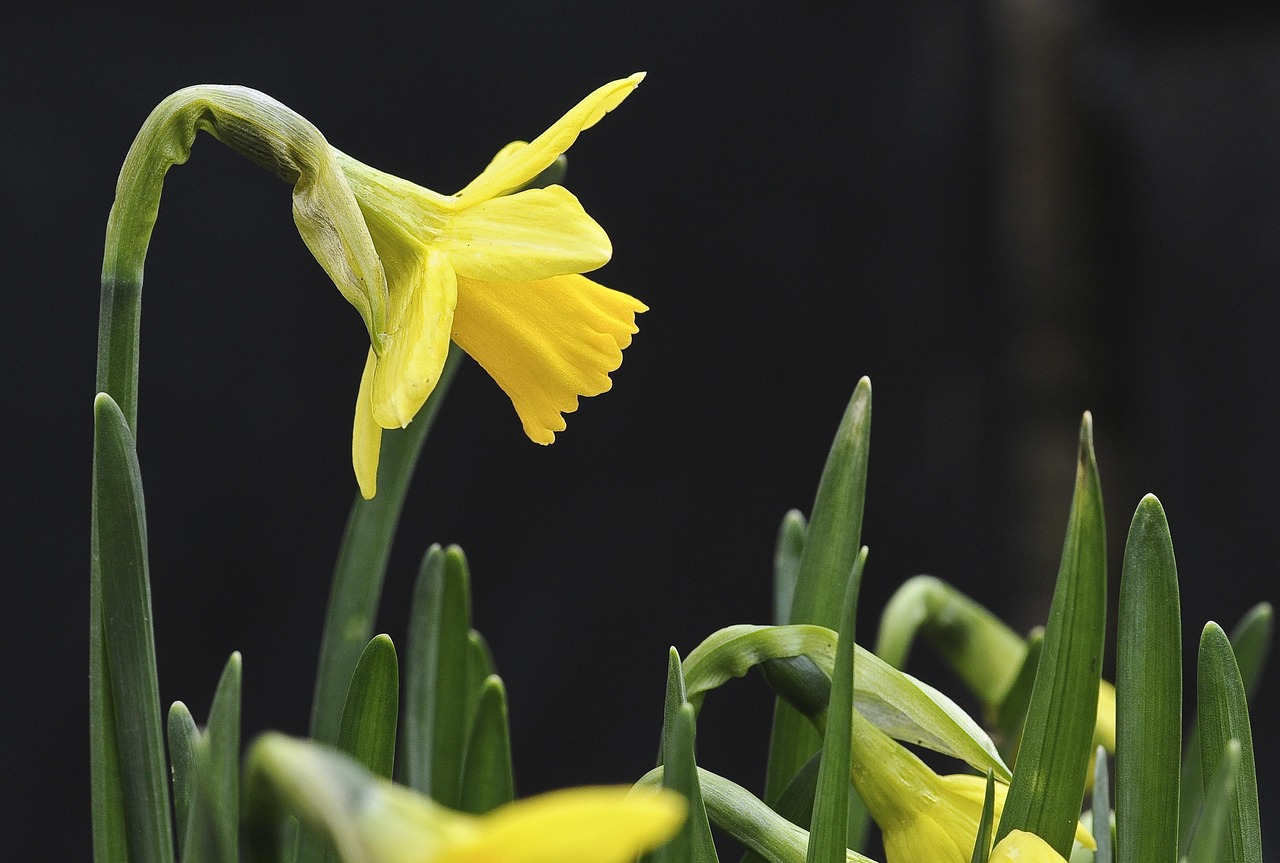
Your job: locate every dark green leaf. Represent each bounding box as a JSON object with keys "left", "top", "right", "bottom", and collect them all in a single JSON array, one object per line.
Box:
[
  {"left": 167, "top": 702, "right": 199, "bottom": 852},
  {"left": 1179, "top": 603, "right": 1272, "bottom": 855},
  {"left": 401, "top": 544, "right": 472, "bottom": 804},
  {"left": 1196, "top": 623, "right": 1262, "bottom": 863},
  {"left": 308, "top": 345, "right": 461, "bottom": 747},
  {"left": 807, "top": 550, "right": 865, "bottom": 863},
  {"left": 993, "top": 631, "right": 1042, "bottom": 758},
  {"left": 766, "top": 380, "right": 870, "bottom": 806},
  {"left": 1115, "top": 495, "right": 1180, "bottom": 863},
  {"left": 997, "top": 414, "right": 1107, "bottom": 857},
  {"left": 92, "top": 392, "right": 173, "bottom": 863},
  {"left": 459, "top": 676, "right": 515, "bottom": 814},
  {"left": 337, "top": 635, "right": 399, "bottom": 779},
  {"left": 970, "top": 771, "right": 996, "bottom": 863},
  {"left": 651, "top": 649, "right": 717, "bottom": 863},
  {"left": 181, "top": 653, "right": 242, "bottom": 863}
]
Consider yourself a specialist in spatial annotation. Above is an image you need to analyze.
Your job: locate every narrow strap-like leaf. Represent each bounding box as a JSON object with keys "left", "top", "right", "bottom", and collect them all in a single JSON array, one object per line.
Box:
[
  {"left": 337, "top": 634, "right": 400, "bottom": 779},
  {"left": 91, "top": 392, "right": 173, "bottom": 863},
  {"left": 1092, "top": 746, "right": 1112, "bottom": 863},
  {"left": 807, "top": 550, "right": 865, "bottom": 863},
  {"left": 1115, "top": 495, "right": 1180, "bottom": 863},
  {"left": 774, "top": 510, "right": 807, "bottom": 626},
  {"left": 992, "top": 631, "right": 1042, "bottom": 757},
  {"left": 1185, "top": 740, "right": 1242, "bottom": 863},
  {"left": 970, "top": 771, "right": 996, "bottom": 863},
  {"left": 1196, "top": 623, "right": 1262, "bottom": 863},
  {"left": 683, "top": 624, "right": 1009, "bottom": 779},
  {"left": 766, "top": 380, "right": 870, "bottom": 806},
  {"left": 875, "top": 575, "right": 1029, "bottom": 711},
  {"left": 996, "top": 414, "right": 1106, "bottom": 856},
  {"left": 1178, "top": 603, "right": 1272, "bottom": 855},
  {"left": 181, "top": 653, "right": 242, "bottom": 863},
  {"left": 459, "top": 675, "right": 515, "bottom": 814},
  {"left": 309, "top": 345, "right": 462, "bottom": 748},
  {"left": 167, "top": 702, "right": 200, "bottom": 852},
  {"left": 401, "top": 544, "right": 472, "bottom": 804},
  {"left": 636, "top": 767, "right": 878, "bottom": 863},
  {"left": 651, "top": 649, "right": 718, "bottom": 863}
]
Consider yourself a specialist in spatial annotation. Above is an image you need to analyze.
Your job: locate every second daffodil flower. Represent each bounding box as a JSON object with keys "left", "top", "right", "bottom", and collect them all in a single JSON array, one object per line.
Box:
[
  {"left": 848, "top": 711, "right": 1093, "bottom": 863},
  {"left": 336, "top": 74, "right": 648, "bottom": 498}
]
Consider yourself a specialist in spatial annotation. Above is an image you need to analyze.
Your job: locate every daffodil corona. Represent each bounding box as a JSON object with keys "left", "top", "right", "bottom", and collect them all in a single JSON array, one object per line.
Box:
[{"left": 338, "top": 74, "right": 648, "bottom": 497}]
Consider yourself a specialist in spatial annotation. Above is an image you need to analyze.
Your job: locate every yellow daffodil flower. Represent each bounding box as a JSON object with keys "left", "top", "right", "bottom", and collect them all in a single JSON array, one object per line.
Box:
[
  {"left": 989, "top": 830, "right": 1069, "bottom": 862},
  {"left": 247, "top": 733, "right": 685, "bottom": 863},
  {"left": 336, "top": 74, "right": 648, "bottom": 497},
  {"left": 849, "top": 711, "right": 1093, "bottom": 863}
]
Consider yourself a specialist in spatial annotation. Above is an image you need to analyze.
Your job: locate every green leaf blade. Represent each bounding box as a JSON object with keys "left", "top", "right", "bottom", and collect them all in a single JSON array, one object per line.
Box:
[
  {"left": 91, "top": 392, "right": 173, "bottom": 863},
  {"left": 337, "top": 635, "right": 400, "bottom": 779},
  {"left": 459, "top": 676, "right": 515, "bottom": 815},
  {"left": 1115, "top": 494, "right": 1180, "bottom": 863},
  {"left": 996, "top": 414, "right": 1107, "bottom": 856},
  {"left": 807, "top": 550, "right": 865, "bottom": 863},
  {"left": 308, "top": 346, "right": 461, "bottom": 748},
  {"left": 1196, "top": 623, "right": 1262, "bottom": 863},
  {"left": 766, "top": 380, "right": 871, "bottom": 806},
  {"left": 401, "top": 544, "right": 472, "bottom": 804}
]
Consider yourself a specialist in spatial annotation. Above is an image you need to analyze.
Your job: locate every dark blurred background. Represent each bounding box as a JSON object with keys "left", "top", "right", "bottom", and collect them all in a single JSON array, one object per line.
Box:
[{"left": 4, "top": 1, "right": 1278, "bottom": 857}]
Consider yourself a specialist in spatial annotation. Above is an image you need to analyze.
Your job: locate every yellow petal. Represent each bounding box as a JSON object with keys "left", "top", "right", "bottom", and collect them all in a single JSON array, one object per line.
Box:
[
  {"left": 442, "top": 185, "right": 612, "bottom": 281},
  {"left": 455, "top": 73, "right": 645, "bottom": 202},
  {"left": 436, "top": 787, "right": 684, "bottom": 863},
  {"left": 989, "top": 830, "right": 1070, "bottom": 862},
  {"left": 936, "top": 776, "right": 1094, "bottom": 851},
  {"left": 352, "top": 347, "right": 382, "bottom": 499},
  {"left": 371, "top": 250, "right": 458, "bottom": 429},
  {"left": 450, "top": 273, "right": 646, "bottom": 443}
]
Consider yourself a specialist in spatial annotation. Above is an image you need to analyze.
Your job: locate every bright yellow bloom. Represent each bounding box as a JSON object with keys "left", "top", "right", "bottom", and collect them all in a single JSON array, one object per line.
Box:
[
  {"left": 358, "top": 782, "right": 685, "bottom": 863},
  {"left": 849, "top": 711, "right": 1093, "bottom": 863},
  {"left": 989, "top": 830, "right": 1069, "bottom": 862},
  {"left": 336, "top": 74, "right": 647, "bottom": 497},
  {"left": 249, "top": 733, "right": 685, "bottom": 863}
]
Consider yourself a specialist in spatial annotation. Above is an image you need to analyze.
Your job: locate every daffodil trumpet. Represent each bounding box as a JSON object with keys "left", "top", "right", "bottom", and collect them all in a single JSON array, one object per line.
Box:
[{"left": 100, "top": 76, "right": 647, "bottom": 497}]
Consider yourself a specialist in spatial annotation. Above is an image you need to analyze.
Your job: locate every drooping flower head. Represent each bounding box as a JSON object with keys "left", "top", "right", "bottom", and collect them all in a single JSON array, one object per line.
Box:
[
  {"left": 848, "top": 711, "right": 1093, "bottom": 863},
  {"left": 337, "top": 74, "right": 648, "bottom": 497}
]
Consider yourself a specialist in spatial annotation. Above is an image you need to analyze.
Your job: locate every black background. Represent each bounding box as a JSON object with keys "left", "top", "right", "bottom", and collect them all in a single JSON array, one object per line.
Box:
[{"left": 5, "top": 1, "right": 1278, "bottom": 857}]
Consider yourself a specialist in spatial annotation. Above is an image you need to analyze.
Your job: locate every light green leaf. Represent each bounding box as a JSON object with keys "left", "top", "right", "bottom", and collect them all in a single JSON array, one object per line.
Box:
[
  {"left": 1115, "top": 495, "right": 1180, "bottom": 863},
  {"left": 1196, "top": 623, "right": 1262, "bottom": 863},
  {"left": 1092, "top": 747, "right": 1112, "bottom": 863},
  {"left": 774, "top": 510, "right": 807, "bottom": 626},
  {"left": 92, "top": 392, "right": 173, "bottom": 863},
  {"left": 996, "top": 414, "right": 1107, "bottom": 857},
  {"left": 1184, "top": 740, "right": 1242, "bottom": 863},
  {"left": 636, "top": 767, "right": 877, "bottom": 863},
  {"left": 875, "top": 575, "right": 1029, "bottom": 711},
  {"left": 459, "top": 676, "right": 515, "bottom": 815},
  {"left": 767, "top": 380, "right": 871, "bottom": 806},
  {"left": 683, "top": 624, "right": 1009, "bottom": 780}
]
